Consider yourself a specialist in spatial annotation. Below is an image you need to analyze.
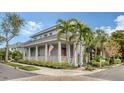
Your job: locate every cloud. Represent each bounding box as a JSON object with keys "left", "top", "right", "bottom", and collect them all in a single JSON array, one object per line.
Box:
[
  {"left": 95, "top": 26, "right": 115, "bottom": 35},
  {"left": 96, "top": 15, "right": 124, "bottom": 35},
  {"left": 114, "top": 15, "right": 124, "bottom": 30},
  {"left": 21, "top": 21, "right": 43, "bottom": 36}
]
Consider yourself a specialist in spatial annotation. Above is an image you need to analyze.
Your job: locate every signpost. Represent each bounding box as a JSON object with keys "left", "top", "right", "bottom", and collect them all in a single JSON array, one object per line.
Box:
[{"left": 100, "top": 59, "right": 105, "bottom": 68}]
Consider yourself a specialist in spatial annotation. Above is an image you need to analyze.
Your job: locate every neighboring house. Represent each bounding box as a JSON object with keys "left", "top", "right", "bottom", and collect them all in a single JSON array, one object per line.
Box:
[
  {"left": 10, "top": 25, "right": 84, "bottom": 66},
  {"left": 9, "top": 42, "right": 23, "bottom": 53}
]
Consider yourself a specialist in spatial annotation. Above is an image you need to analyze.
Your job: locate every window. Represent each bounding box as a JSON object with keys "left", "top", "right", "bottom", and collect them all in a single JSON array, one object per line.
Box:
[
  {"left": 49, "top": 33, "right": 52, "bottom": 36},
  {"left": 44, "top": 34, "right": 47, "bottom": 37}
]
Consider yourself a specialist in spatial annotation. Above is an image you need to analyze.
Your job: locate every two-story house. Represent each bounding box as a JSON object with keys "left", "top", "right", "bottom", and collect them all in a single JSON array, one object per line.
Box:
[{"left": 11, "top": 25, "right": 84, "bottom": 66}]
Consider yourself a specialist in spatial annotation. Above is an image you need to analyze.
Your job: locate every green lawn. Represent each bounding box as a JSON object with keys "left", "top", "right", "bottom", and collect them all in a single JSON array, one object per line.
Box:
[
  {"left": 4, "top": 62, "right": 40, "bottom": 71},
  {"left": 19, "top": 66, "right": 40, "bottom": 71}
]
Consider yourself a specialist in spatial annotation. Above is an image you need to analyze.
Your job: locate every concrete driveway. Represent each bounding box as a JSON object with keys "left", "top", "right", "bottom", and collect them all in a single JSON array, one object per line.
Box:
[
  {"left": 86, "top": 65, "right": 124, "bottom": 81},
  {"left": 0, "top": 63, "right": 38, "bottom": 80}
]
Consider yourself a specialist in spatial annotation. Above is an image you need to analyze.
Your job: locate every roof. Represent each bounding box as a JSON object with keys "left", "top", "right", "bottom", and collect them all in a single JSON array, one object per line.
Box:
[
  {"left": 9, "top": 42, "right": 23, "bottom": 48},
  {"left": 31, "top": 25, "right": 57, "bottom": 38}
]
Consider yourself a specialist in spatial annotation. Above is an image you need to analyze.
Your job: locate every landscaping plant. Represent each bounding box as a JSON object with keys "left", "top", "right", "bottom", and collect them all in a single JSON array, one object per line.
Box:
[
  {"left": 12, "top": 51, "right": 23, "bottom": 61},
  {"left": 17, "top": 60, "right": 75, "bottom": 69}
]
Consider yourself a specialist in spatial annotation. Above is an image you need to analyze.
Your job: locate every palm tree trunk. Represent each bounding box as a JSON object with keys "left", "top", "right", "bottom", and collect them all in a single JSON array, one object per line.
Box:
[
  {"left": 102, "top": 47, "right": 106, "bottom": 57},
  {"left": 66, "top": 42, "right": 69, "bottom": 63},
  {"left": 79, "top": 42, "right": 83, "bottom": 66},
  {"left": 95, "top": 48, "right": 97, "bottom": 57},
  {"left": 5, "top": 41, "right": 9, "bottom": 62},
  {"left": 100, "top": 48, "right": 103, "bottom": 56},
  {"left": 72, "top": 43, "right": 78, "bottom": 67},
  {"left": 100, "top": 44, "right": 103, "bottom": 56},
  {"left": 86, "top": 52, "right": 88, "bottom": 64},
  {"left": 88, "top": 52, "right": 90, "bottom": 63}
]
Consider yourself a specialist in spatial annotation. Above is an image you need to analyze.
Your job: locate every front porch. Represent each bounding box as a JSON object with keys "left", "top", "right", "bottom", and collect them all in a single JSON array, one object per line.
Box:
[{"left": 23, "top": 41, "right": 74, "bottom": 62}]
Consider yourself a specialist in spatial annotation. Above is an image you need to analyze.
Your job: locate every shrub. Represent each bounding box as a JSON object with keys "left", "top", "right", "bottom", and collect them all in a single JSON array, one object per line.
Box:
[
  {"left": 91, "top": 60, "right": 100, "bottom": 67},
  {"left": 0, "top": 49, "right": 12, "bottom": 60},
  {"left": 114, "top": 59, "right": 121, "bottom": 64},
  {"left": 85, "top": 65, "right": 95, "bottom": 71},
  {"left": 102, "top": 61, "right": 109, "bottom": 66},
  {"left": 17, "top": 60, "right": 75, "bottom": 69},
  {"left": 94, "top": 56, "right": 106, "bottom": 62},
  {"left": 91, "top": 60, "right": 110, "bottom": 67},
  {"left": 0, "top": 48, "right": 5, "bottom": 60},
  {"left": 12, "top": 51, "right": 22, "bottom": 61}
]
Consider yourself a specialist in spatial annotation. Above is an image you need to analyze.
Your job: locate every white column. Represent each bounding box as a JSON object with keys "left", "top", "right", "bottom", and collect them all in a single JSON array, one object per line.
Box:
[
  {"left": 45, "top": 43, "right": 48, "bottom": 61},
  {"left": 35, "top": 45, "right": 38, "bottom": 60},
  {"left": 23, "top": 48, "right": 25, "bottom": 60},
  {"left": 58, "top": 41, "right": 61, "bottom": 62},
  {"left": 73, "top": 43, "right": 78, "bottom": 67},
  {"left": 68, "top": 44, "right": 71, "bottom": 62},
  {"left": 28, "top": 47, "right": 31, "bottom": 60}
]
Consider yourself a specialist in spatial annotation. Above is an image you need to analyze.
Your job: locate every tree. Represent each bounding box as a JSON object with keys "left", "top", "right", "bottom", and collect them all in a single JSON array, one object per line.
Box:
[
  {"left": 111, "top": 30, "right": 124, "bottom": 61},
  {"left": 56, "top": 18, "right": 75, "bottom": 63},
  {"left": 0, "top": 48, "right": 5, "bottom": 61},
  {"left": 94, "top": 29, "right": 108, "bottom": 57},
  {"left": 56, "top": 18, "right": 94, "bottom": 66},
  {"left": 76, "top": 22, "right": 93, "bottom": 65},
  {"left": 0, "top": 13, "right": 24, "bottom": 61},
  {"left": 105, "top": 39, "right": 121, "bottom": 58},
  {"left": 0, "top": 36, "right": 5, "bottom": 45},
  {"left": 69, "top": 19, "right": 93, "bottom": 65},
  {"left": 11, "top": 51, "right": 22, "bottom": 61}
]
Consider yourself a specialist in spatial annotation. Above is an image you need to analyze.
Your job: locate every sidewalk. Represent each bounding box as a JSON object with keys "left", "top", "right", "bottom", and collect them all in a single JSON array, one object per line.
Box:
[
  {"left": 13, "top": 62, "right": 105, "bottom": 76},
  {"left": 31, "top": 66, "right": 106, "bottom": 76}
]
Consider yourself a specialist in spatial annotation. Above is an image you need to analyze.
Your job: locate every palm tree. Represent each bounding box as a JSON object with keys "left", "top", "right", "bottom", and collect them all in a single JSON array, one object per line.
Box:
[
  {"left": 77, "top": 23, "right": 93, "bottom": 65},
  {"left": 69, "top": 20, "right": 93, "bottom": 66},
  {"left": 0, "top": 13, "right": 24, "bottom": 61},
  {"left": 56, "top": 18, "right": 74, "bottom": 63},
  {"left": 56, "top": 18, "right": 93, "bottom": 66},
  {"left": 94, "top": 29, "right": 108, "bottom": 57}
]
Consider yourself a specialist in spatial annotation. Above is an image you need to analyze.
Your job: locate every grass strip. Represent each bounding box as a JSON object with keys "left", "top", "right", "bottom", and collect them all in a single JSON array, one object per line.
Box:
[{"left": 4, "top": 62, "right": 40, "bottom": 71}]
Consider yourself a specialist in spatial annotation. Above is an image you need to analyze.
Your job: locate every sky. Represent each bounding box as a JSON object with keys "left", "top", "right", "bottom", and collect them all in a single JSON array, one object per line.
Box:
[{"left": 1, "top": 12, "right": 124, "bottom": 47}]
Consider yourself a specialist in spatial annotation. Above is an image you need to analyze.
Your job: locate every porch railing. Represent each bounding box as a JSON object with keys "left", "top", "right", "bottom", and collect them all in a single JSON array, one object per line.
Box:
[
  {"left": 24, "top": 56, "right": 70, "bottom": 62},
  {"left": 38, "top": 56, "right": 45, "bottom": 60}
]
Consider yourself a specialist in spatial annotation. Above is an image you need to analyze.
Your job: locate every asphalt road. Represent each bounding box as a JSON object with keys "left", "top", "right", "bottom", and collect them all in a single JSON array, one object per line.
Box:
[
  {"left": 1, "top": 62, "right": 124, "bottom": 81},
  {"left": 86, "top": 65, "right": 124, "bottom": 81},
  {"left": 14, "top": 75, "right": 102, "bottom": 81},
  {"left": 0, "top": 63, "right": 38, "bottom": 80},
  {"left": 0, "top": 63, "right": 101, "bottom": 81}
]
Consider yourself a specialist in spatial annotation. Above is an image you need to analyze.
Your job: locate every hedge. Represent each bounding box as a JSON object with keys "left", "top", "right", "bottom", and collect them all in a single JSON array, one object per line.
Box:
[
  {"left": 91, "top": 60, "right": 109, "bottom": 67},
  {"left": 17, "top": 60, "right": 75, "bottom": 69},
  {"left": 114, "top": 59, "right": 121, "bottom": 64}
]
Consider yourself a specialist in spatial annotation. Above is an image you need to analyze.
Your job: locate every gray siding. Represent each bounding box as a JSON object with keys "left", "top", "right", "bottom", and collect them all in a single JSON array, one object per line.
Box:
[
  {"left": 50, "top": 44, "right": 58, "bottom": 56},
  {"left": 38, "top": 46, "right": 45, "bottom": 56}
]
